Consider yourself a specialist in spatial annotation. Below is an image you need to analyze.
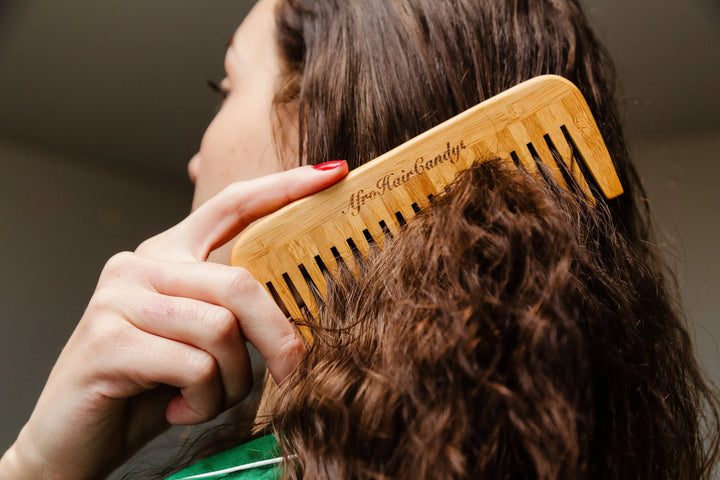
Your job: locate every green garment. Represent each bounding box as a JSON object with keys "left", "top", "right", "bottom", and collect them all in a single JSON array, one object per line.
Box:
[{"left": 165, "top": 434, "right": 282, "bottom": 480}]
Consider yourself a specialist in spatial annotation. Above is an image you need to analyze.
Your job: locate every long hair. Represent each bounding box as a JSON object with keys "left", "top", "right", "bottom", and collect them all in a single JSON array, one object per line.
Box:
[
  {"left": 274, "top": 0, "right": 644, "bottom": 244},
  {"left": 274, "top": 160, "right": 720, "bottom": 479},
  {"left": 268, "top": 0, "right": 720, "bottom": 478},
  {"left": 148, "top": 1, "right": 719, "bottom": 478}
]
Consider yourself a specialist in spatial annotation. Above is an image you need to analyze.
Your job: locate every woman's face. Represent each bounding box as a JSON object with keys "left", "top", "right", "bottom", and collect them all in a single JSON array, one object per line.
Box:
[{"left": 188, "top": 0, "right": 290, "bottom": 263}]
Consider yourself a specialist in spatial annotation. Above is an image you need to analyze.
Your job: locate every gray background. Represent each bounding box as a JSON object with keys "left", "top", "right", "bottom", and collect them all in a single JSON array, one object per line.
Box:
[{"left": 1, "top": 0, "right": 719, "bottom": 474}]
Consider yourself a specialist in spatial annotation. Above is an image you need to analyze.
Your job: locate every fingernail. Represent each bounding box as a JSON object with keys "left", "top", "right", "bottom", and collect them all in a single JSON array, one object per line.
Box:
[{"left": 312, "top": 160, "right": 346, "bottom": 171}]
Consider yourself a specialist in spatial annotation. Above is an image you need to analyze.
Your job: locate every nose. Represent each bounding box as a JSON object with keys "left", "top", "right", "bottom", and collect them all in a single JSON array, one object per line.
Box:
[{"left": 187, "top": 154, "right": 201, "bottom": 184}]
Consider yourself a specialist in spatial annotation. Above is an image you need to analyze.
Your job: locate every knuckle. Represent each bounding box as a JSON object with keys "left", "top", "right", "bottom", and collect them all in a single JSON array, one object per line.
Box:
[
  {"left": 86, "top": 289, "right": 115, "bottom": 315},
  {"left": 80, "top": 315, "right": 130, "bottom": 356},
  {"left": 85, "top": 286, "right": 130, "bottom": 322},
  {"left": 226, "top": 267, "right": 258, "bottom": 297},
  {"left": 207, "top": 308, "right": 238, "bottom": 343},
  {"left": 103, "top": 251, "right": 136, "bottom": 274},
  {"left": 221, "top": 182, "right": 249, "bottom": 215},
  {"left": 189, "top": 351, "right": 217, "bottom": 384},
  {"left": 196, "top": 396, "right": 222, "bottom": 423},
  {"left": 279, "top": 333, "right": 306, "bottom": 361},
  {"left": 268, "top": 332, "right": 305, "bottom": 385},
  {"left": 223, "top": 181, "right": 246, "bottom": 199},
  {"left": 135, "top": 233, "right": 163, "bottom": 255},
  {"left": 135, "top": 238, "right": 152, "bottom": 254}
]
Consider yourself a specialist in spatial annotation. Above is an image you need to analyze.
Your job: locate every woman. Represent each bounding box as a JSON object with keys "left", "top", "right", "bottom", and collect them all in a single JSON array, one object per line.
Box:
[{"left": 2, "top": 0, "right": 718, "bottom": 478}]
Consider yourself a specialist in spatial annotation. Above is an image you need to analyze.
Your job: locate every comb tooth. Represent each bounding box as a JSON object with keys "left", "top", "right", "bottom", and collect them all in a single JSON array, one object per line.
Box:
[
  {"left": 378, "top": 219, "right": 394, "bottom": 239},
  {"left": 283, "top": 270, "right": 315, "bottom": 319},
  {"left": 503, "top": 124, "right": 539, "bottom": 175},
  {"left": 293, "top": 265, "right": 320, "bottom": 317},
  {"left": 251, "top": 253, "right": 295, "bottom": 317},
  {"left": 385, "top": 217, "right": 401, "bottom": 236},
  {"left": 398, "top": 202, "right": 417, "bottom": 225},
  {"left": 341, "top": 210, "right": 376, "bottom": 258},
  {"left": 362, "top": 228, "right": 377, "bottom": 247},
  {"left": 288, "top": 267, "right": 312, "bottom": 310},
  {"left": 522, "top": 100, "right": 601, "bottom": 200},
  {"left": 362, "top": 197, "right": 394, "bottom": 244},
  {"left": 482, "top": 129, "right": 509, "bottom": 160},
  {"left": 276, "top": 272, "right": 304, "bottom": 322},
  {"left": 423, "top": 160, "right": 457, "bottom": 198},
  {"left": 328, "top": 246, "right": 342, "bottom": 272},
  {"left": 518, "top": 108, "right": 572, "bottom": 191},
  {"left": 346, "top": 237, "right": 361, "bottom": 256},
  {"left": 305, "top": 231, "right": 339, "bottom": 278},
  {"left": 265, "top": 280, "right": 291, "bottom": 319},
  {"left": 404, "top": 155, "right": 444, "bottom": 208},
  {"left": 547, "top": 129, "right": 578, "bottom": 174},
  {"left": 382, "top": 164, "right": 436, "bottom": 218},
  {"left": 510, "top": 151, "right": 523, "bottom": 170},
  {"left": 560, "top": 118, "right": 623, "bottom": 199},
  {"left": 544, "top": 131, "right": 594, "bottom": 202},
  {"left": 327, "top": 227, "right": 357, "bottom": 276},
  {"left": 482, "top": 130, "right": 520, "bottom": 171},
  {"left": 405, "top": 170, "right": 437, "bottom": 210},
  {"left": 513, "top": 146, "right": 538, "bottom": 175},
  {"left": 373, "top": 200, "right": 405, "bottom": 243},
  {"left": 527, "top": 138, "right": 568, "bottom": 190},
  {"left": 280, "top": 272, "right": 313, "bottom": 340},
  {"left": 347, "top": 232, "right": 369, "bottom": 258},
  {"left": 382, "top": 185, "right": 417, "bottom": 225},
  {"left": 302, "top": 258, "right": 327, "bottom": 298},
  {"left": 314, "top": 254, "right": 331, "bottom": 277},
  {"left": 323, "top": 246, "right": 341, "bottom": 277},
  {"left": 285, "top": 237, "right": 332, "bottom": 293},
  {"left": 357, "top": 210, "right": 386, "bottom": 250}
]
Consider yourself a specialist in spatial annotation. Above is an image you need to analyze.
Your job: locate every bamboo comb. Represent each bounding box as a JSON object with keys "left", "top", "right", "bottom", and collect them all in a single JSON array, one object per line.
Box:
[{"left": 231, "top": 75, "right": 623, "bottom": 331}]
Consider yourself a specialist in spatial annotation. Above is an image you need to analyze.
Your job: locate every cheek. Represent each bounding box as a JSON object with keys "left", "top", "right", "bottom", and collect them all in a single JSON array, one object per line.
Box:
[
  {"left": 190, "top": 118, "right": 234, "bottom": 210},
  {"left": 191, "top": 104, "right": 284, "bottom": 210}
]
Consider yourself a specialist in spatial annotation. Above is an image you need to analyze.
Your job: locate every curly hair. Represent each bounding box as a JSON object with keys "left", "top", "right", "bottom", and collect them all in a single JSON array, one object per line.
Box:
[
  {"left": 267, "top": 3, "right": 720, "bottom": 475},
  {"left": 144, "top": 1, "right": 720, "bottom": 478},
  {"left": 273, "top": 160, "right": 720, "bottom": 479}
]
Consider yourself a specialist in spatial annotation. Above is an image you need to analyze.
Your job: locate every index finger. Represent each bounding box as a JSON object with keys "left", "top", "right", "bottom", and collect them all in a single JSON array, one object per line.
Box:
[
  {"left": 144, "top": 162, "right": 347, "bottom": 261},
  {"left": 150, "top": 260, "right": 306, "bottom": 385}
]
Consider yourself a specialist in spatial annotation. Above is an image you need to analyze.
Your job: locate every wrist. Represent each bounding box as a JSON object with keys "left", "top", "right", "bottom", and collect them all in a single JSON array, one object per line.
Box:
[
  {"left": 0, "top": 442, "right": 43, "bottom": 480},
  {"left": 1, "top": 425, "right": 113, "bottom": 480},
  {"left": 1, "top": 423, "right": 74, "bottom": 480}
]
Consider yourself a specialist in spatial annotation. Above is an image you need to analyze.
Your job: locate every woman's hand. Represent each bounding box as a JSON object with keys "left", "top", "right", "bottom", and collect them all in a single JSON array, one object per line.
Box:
[{"left": 0, "top": 163, "right": 347, "bottom": 480}]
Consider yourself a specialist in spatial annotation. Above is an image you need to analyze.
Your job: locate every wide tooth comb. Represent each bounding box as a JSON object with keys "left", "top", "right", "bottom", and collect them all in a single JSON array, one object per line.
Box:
[{"left": 231, "top": 75, "right": 623, "bottom": 337}]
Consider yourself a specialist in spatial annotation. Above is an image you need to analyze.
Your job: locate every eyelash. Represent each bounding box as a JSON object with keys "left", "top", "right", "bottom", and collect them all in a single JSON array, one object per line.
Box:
[{"left": 206, "top": 79, "right": 229, "bottom": 99}]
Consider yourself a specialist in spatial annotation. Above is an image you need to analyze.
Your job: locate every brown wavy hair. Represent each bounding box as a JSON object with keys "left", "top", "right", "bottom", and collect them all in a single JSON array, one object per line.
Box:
[
  {"left": 273, "top": 0, "right": 643, "bottom": 243},
  {"left": 273, "top": 159, "right": 720, "bottom": 478},
  {"left": 267, "top": 0, "right": 720, "bottom": 477},
  {"left": 145, "top": 0, "right": 720, "bottom": 478}
]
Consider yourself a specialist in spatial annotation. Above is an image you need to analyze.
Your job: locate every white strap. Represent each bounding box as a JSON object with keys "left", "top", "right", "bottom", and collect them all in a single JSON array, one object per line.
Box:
[{"left": 175, "top": 454, "right": 296, "bottom": 479}]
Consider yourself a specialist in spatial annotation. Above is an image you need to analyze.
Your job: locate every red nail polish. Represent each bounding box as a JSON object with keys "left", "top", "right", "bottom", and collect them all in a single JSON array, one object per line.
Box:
[{"left": 312, "top": 160, "right": 346, "bottom": 171}]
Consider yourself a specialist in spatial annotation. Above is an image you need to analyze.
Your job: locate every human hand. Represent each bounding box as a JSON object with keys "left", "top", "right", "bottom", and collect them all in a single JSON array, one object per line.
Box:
[{"left": 0, "top": 162, "right": 347, "bottom": 480}]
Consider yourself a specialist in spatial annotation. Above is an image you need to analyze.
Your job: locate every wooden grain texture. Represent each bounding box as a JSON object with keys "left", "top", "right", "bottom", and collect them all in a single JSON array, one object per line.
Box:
[{"left": 231, "top": 75, "right": 623, "bottom": 330}]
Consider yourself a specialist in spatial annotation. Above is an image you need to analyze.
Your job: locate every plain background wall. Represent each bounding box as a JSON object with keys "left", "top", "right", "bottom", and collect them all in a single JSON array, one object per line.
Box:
[
  {"left": 632, "top": 130, "right": 720, "bottom": 373},
  {"left": 0, "top": 138, "right": 192, "bottom": 450},
  {"left": 0, "top": 0, "right": 718, "bottom": 477}
]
